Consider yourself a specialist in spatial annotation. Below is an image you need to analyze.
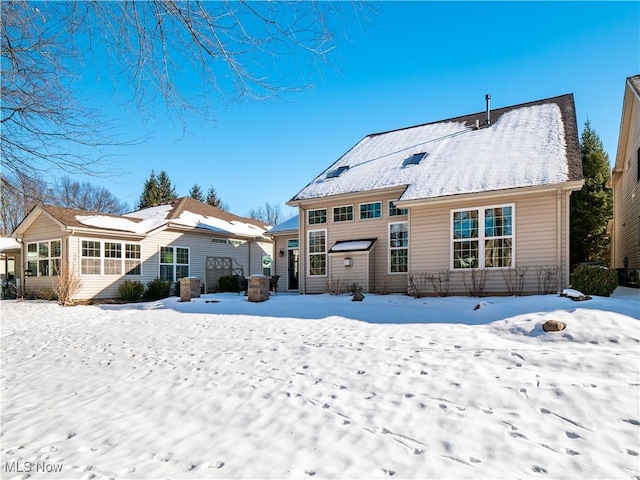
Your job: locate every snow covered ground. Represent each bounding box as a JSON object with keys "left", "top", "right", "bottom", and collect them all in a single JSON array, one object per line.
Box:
[{"left": 1, "top": 289, "right": 639, "bottom": 479}]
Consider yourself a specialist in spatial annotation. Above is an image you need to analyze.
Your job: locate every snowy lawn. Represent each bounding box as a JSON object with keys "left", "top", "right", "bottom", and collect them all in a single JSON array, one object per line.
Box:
[{"left": 1, "top": 289, "right": 639, "bottom": 479}]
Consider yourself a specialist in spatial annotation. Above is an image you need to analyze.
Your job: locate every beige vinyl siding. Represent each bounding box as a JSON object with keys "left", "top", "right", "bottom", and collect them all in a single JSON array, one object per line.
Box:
[
  {"left": 329, "top": 250, "right": 375, "bottom": 292},
  {"left": 21, "top": 214, "right": 66, "bottom": 296},
  {"left": 409, "top": 190, "right": 569, "bottom": 295},
  {"left": 299, "top": 189, "right": 408, "bottom": 294},
  {"left": 612, "top": 93, "right": 640, "bottom": 269},
  {"left": 67, "top": 229, "right": 272, "bottom": 300}
]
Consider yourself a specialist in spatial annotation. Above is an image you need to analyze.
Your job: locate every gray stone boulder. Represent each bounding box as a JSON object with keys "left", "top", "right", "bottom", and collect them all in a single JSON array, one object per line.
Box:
[{"left": 542, "top": 320, "right": 566, "bottom": 332}]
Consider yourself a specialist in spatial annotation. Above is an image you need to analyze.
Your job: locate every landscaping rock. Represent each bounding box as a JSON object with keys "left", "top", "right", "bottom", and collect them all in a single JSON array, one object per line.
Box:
[
  {"left": 561, "top": 289, "right": 591, "bottom": 301},
  {"left": 542, "top": 320, "right": 566, "bottom": 332},
  {"left": 352, "top": 291, "right": 365, "bottom": 302}
]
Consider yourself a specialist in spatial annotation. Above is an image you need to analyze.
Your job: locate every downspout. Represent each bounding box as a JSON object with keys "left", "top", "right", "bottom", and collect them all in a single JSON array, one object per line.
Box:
[
  {"left": 557, "top": 189, "right": 562, "bottom": 292},
  {"left": 299, "top": 205, "right": 306, "bottom": 294},
  {"left": 564, "top": 191, "right": 571, "bottom": 288},
  {"left": 16, "top": 238, "right": 23, "bottom": 297},
  {"left": 247, "top": 239, "right": 252, "bottom": 276}
]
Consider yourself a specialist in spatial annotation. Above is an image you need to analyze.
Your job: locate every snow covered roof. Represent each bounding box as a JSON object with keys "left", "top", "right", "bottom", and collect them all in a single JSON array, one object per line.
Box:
[
  {"left": 0, "top": 237, "right": 20, "bottom": 252},
  {"left": 291, "top": 95, "right": 582, "bottom": 204},
  {"left": 329, "top": 239, "right": 377, "bottom": 253},
  {"left": 267, "top": 215, "right": 299, "bottom": 234},
  {"left": 21, "top": 198, "right": 270, "bottom": 239},
  {"left": 125, "top": 197, "right": 270, "bottom": 238}
]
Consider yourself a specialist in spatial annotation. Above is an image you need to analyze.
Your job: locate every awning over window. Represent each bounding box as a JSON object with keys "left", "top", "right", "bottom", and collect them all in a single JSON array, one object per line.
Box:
[{"left": 329, "top": 238, "right": 377, "bottom": 253}]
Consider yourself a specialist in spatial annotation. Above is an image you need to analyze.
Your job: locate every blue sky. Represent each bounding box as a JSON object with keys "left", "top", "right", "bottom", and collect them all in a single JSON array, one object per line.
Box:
[{"left": 84, "top": 1, "right": 639, "bottom": 218}]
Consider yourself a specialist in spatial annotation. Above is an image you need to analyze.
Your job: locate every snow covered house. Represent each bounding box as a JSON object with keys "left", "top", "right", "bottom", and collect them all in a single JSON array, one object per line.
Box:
[
  {"left": 283, "top": 94, "right": 583, "bottom": 295},
  {"left": 608, "top": 75, "right": 640, "bottom": 279},
  {"left": 11, "top": 197, "right": 273, "bottom": 300}
]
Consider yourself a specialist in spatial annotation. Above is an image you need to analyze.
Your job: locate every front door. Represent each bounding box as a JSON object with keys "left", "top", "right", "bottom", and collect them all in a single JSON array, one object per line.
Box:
[{"left": 288, "top": 248, "right": 299, "bottom": 290}]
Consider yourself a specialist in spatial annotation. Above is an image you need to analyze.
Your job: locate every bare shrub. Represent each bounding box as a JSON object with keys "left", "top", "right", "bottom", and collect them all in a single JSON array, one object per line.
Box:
[
  {"left": 536, "top": 266, "right": 559, "bottom": 294},
  {"left": 52, "top": 258, "right": 81, "bottom": 306},
  {"left": 326, "top": 278, "right": 347, "bottom": 295},
  {"left": 346, "top": 282, "right": 363, "bottom": 295},
  {"left": 408, "top": 272, "right": 432, "bottom": 298},
  {"left": 502, "top": 267, "right": 528, "bottom": 296},
  {"left": 463, "top": 269, "right": 488, "bottom": 297},
  {"left": 429, "top": 270, "right": 451, "bottom": 297},
  {"left": 375, "top": 275, "right": 391, "bottom": 295}
]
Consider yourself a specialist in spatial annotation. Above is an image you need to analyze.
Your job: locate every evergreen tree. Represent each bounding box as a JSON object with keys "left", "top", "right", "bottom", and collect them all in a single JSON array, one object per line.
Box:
[
  {"left": 137, "top": 170, "right": 161, "bottom": 209},
  {"left": 157, "top": 170, "right": 177, "bottom": 202},
  {"left": 570, "top": 121, "right": 613, "bottom": 267},
  {"left": 188, "top": 183, "right": 205, "bottom": 202},
  {"left": 205, "top": 186, "right": 225, "bottom": 209}
]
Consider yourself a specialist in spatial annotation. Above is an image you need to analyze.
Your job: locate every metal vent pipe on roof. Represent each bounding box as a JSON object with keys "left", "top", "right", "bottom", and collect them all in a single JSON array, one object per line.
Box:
[{"left": 485, "top": 94, "right": 491, "bottom": 126}]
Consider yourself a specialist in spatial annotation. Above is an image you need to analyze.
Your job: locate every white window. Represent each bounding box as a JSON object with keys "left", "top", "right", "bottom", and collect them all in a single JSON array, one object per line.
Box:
[
  {"left": 308, "top": 209, "right": 327, "bottom": 225},
  {"left": 81, "top": 240, "right": 101, "bottom": 275},
  {"left": 333, "top": 205, "right": 353, "bottom": 222},
  {"left": 125, "top": 244, "right": 142, "bottom": 275},
  {"left": 389, "top": 222, "right": 409, "bottom": 273},
  {"left": 389, "top": 200, "right": 408, "bottom": 217},
  {"left": 451, "top": 204, "right": 514, "bottom": 269},
  {"left": 81, "top": 240, "right": 142, "bottom": 276},
  {"left": 104, "top": 242, "right": 122, "bottom": 275},
  {"left": 26, "top": 240, "right": 61, "bottom": 277},
  {"left": 308, "top": 230, "right": 327, "bottom": 276},
  {"left": 160, "top": 246, "right": 189, "bottom": 282},
  {"left": 360, "top": 202, "right": 382, "bottom": 220}
]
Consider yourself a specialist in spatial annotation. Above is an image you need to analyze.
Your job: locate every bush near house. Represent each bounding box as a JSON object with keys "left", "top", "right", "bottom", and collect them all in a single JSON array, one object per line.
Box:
[
  {"left": 571, "top": 265, "right": 618, "bottom": 297},
  {"left": 218, "top": 275, "right": 242, "bottom": 293},
  {"left": 146, "top": 278, "right": 171, "bottom": 299},
  {"left": 119, "top": 280, "right": 145, "bottom": 301}
]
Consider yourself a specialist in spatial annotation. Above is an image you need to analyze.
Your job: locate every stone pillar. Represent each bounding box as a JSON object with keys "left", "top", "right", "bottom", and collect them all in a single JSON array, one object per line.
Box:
[
  {"left": 248, "top": 275, "right": 270, "bottom": 302},
  {"left": 179, "top": 277, "right": 201, "bottom": 302}
]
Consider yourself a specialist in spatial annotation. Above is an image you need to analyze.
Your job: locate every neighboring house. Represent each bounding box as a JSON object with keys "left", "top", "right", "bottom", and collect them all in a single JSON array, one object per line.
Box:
[
  {"left": 11, "top": 197, "right": 273, "bottom": 300},
  {"left": 284, "top": 94, "right": 583, "bottom": 295},
  {"left": 0, "top": 237, "right": 21, "bottom": 298},
  {"left": 608, "top": 75, "right": 640, "bottom": 279}
]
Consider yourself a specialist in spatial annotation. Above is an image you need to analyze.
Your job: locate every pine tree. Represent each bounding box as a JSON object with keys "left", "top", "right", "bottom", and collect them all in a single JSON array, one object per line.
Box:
[
  {"left": 570, "top": 121, "right": 613, "bottom": 267},
  {"left": 138, "top": 170, "right": 161, "bottom": 209},
  {"left": 205, "top": 186, "right": 225, "bottom": 209},
  {"left": 157, "top": 171, "right": 177, "bottom": 202},
  {"left": 138, "top": 170, "right": 177, "bottom": 209},
  {"left": 189, "top": 183, "right": 205, "bottom": 202}
]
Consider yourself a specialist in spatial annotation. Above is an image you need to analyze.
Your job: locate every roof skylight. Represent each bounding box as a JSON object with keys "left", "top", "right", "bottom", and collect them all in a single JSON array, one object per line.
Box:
[
  {"left": 326, "top": 166, "right": 349, "bottom": 178},
  {"left": 403, "top": 152, "right": 428, "bottom": 166}
]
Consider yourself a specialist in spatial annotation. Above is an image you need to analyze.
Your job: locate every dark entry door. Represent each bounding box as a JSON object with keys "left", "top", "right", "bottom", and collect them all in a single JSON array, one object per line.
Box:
[{"left": 288, "top": 249, "right": 299, "bottom": 290}]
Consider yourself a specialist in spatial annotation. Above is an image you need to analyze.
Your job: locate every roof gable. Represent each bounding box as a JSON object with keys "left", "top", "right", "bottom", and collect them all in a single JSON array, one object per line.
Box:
[
  {"left": 612, "top": 75, "right": 640, "bottom": 177},
  {"left": 291, "top": 94, "right": 582, "bottom": 204}
]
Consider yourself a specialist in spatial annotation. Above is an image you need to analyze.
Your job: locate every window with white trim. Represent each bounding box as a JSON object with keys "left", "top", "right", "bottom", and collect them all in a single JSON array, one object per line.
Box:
[
  {"left": 360, "top": 202, "right": 382, "bottom": 220},
  {"left": 160, "top": 246, "right": 189, "bottom": 282},
  {"left": 389, "top": 222, "right": 409, "bottom": 273},
  {"left": 452, "top": 205, "right": 514, "bottom": 269},
  {"left": 389, "top": 200, "right": 408, "bottom": 217},
  {"left": 308, "top": 230, "right": 327, "bottom": 276},
  {"left": 104, "top": 242, "right": 122, "bottom": 275},
  {"left": 308, "top": 209, "right": 327, "bottom": 225},
  {"left": 81, "top": 240, "right": 101, "bottom": 275},
  {"left": 26, "top": 240, "right": 61, "bottom": 277},
  {"left": 125, "top": 244, "right": 142, "bottom": 275},
  {"left": 81, "top": 240, "right": 142, "bottom": 276},
  {"left": 333, "top": 205, "right": 353, "bottom": 222}
]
